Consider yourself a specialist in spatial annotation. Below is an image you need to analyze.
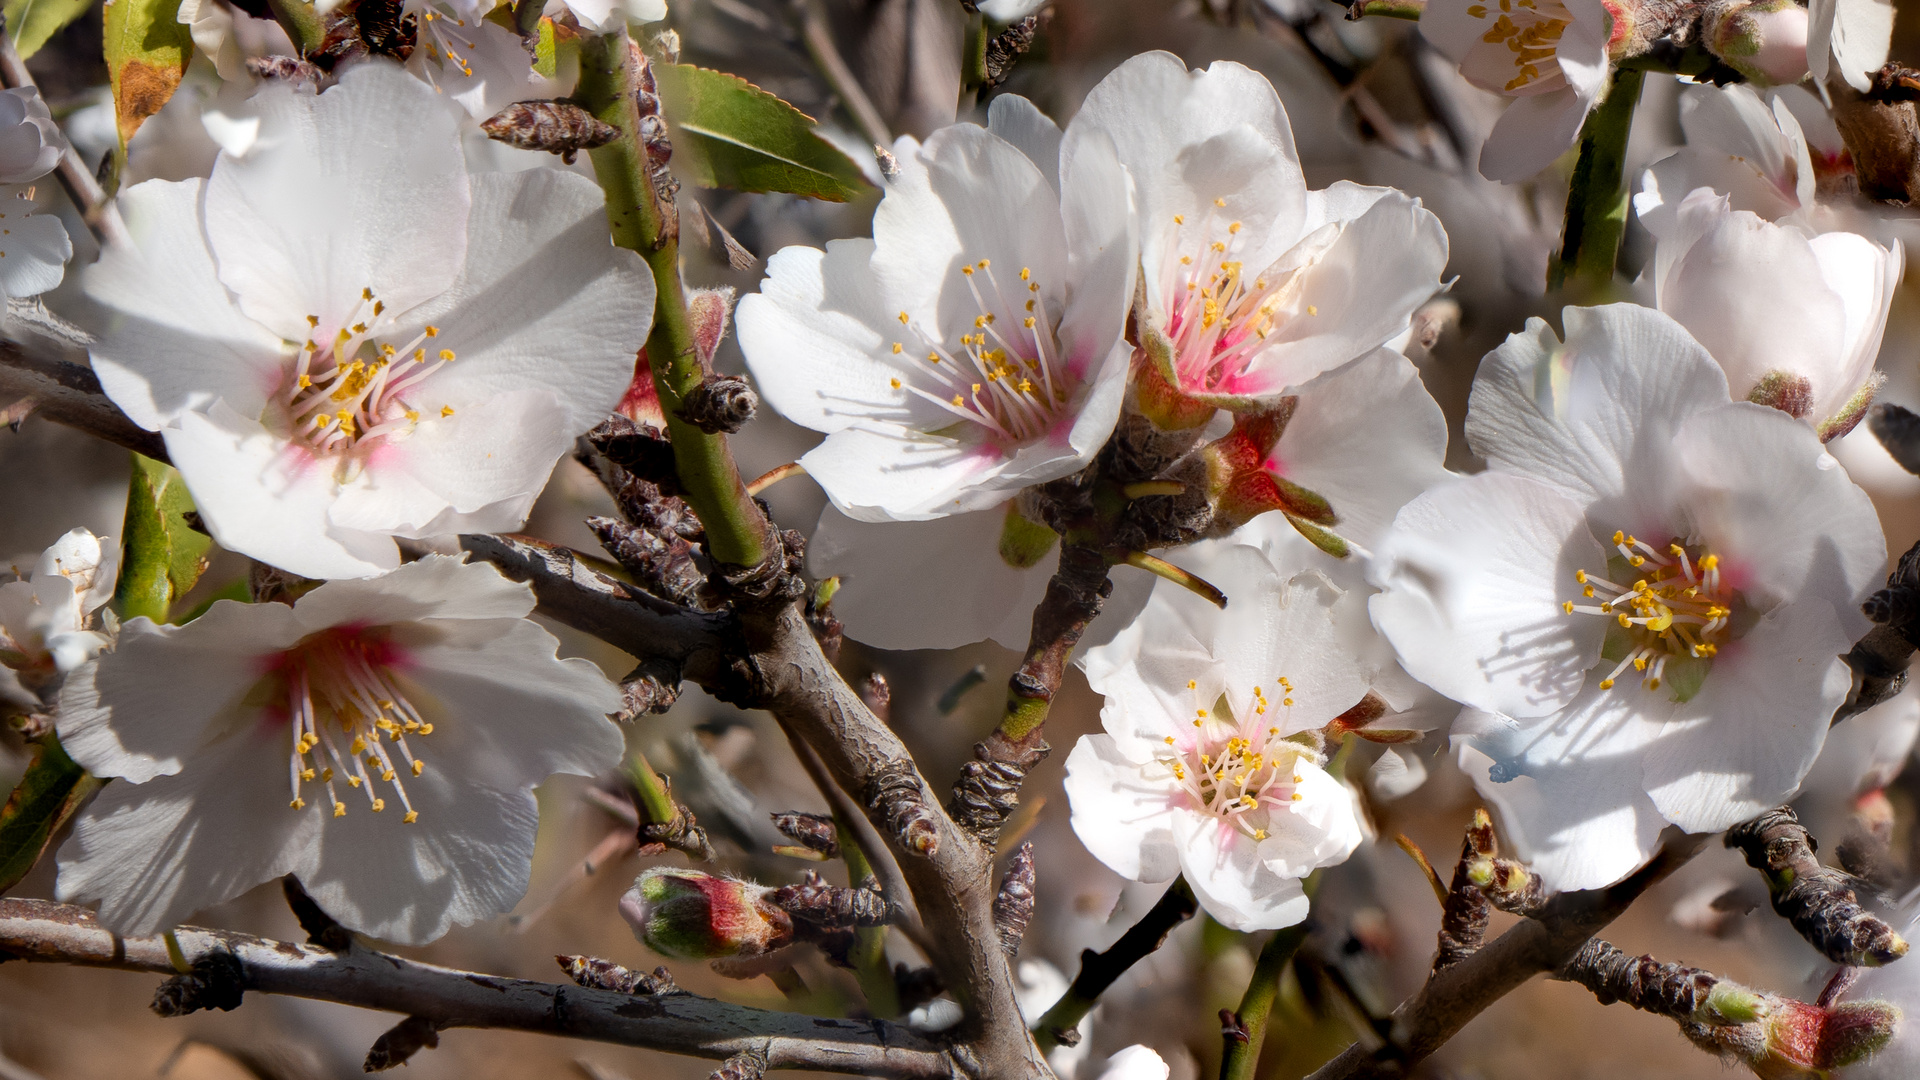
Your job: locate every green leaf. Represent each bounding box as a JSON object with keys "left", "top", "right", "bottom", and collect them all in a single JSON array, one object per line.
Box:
[
  {"left": 6, "top": 0, "right": 94, "bottom": 59},
  {"left": 0, "top": 736, "right": 96, "bottom": 894},
  {"left": 114, "top": 453, "right": 211, "bottom": 624},
  {"left": 533, "top": 14, "right": 557, "bottom": 78},
  {"left": 654, "top": 63, "right": 869, "bottom": 203},
  {"left": 102, "top": 0, "right": 191, "bottom": 150}
]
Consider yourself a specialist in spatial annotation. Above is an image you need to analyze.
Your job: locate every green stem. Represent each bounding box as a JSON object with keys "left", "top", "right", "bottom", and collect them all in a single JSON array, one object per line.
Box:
[
  {"left": 835, "top": 810, "right": 902, "bottom": 1018},
  {"left": 265, "top": 0, "right": 326, "bottom": 55},
  {"left": 512, "top": 0, "right": 544, "bottom": 38},
  {"left": 1345, "top": 0, "right": 1424, "bottom": 18},
  {"left": 1550, "top": 65, "right": 1646, "bottom": 293},
  {"left": 1219, "top": 924, "right": 1310, "bottom": 1080},
  {"left": 1032, "top": 878, "right": 1198, "bottom": 1050},
  {"left": 625, "top": 752, "right": 676, "bottom": 825},
  {"left": 576, "top": 31, "right": 773, "bottom": 568}
]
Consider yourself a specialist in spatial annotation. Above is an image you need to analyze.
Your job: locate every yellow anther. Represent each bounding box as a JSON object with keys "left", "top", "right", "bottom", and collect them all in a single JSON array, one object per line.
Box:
[
  {"left": 1612, "top": 530, "right": 1626, "bottom": 544},
  {"left": 424, "top": 326, "right": 440, "bottom": 337},
  {"left": 1165, "top": 736, "right": 1176, "bottom": 745},
  {"left": 1307, "top": 305, "right": 1319, "bottom": 316},
  {"left": 891, "top": 343, "right": 903, "bottom": 354},
  {"left": 297, "top": 375, "right": 312, "bottom": 388},
  {"left": 381, "top": 769, "right": 396, "bottom": 782},
  {"left": 1214, "top": 198, "right": 1226, "bottom": 207},
  {"left": 290, "top": 798, "right": 306, "bottom": 809},
  {"left": 301, "top": 768, "right": 316, "bottom": 781},
  {"left": 371, "top": 799, "right": 386, "bottom": 812},
  {"left": 441, "top": 406, "right": 455, "bottom": 417},
  {"left": 333, "top": 802, "right": 347, "bottom": 817},
  {"left": 961, "top": 266, "right": 974, "bottom": 276},
  {"left": 347, "top": 775, "right": 363, "bottom": 787},
  {"left": 1173, "top": 214, "right": 1184, "bottom": 224},
  {"left": 404, "top": 811, "right": 419, "bottom": 823},
  {"left": 1599, "top": 678, "right": 1615, "bottom": 689},
  {"left": 439, "top": 349, "right": 455, "bottom": 362},
  {"left": 350, "top": 736, "right": 366, "bottom": 754},
  {"left": 1019, "top": 267, "right": 1031, "bottom": 280},
  {"left": 307, "top": 314, "right": 320, "bottom": 327},
  {"left": 418, "top": 724, "right": 433, "bottom": 736},
  {"left": 1562, "top": 601, "right": 1574, "bottom": 614}
]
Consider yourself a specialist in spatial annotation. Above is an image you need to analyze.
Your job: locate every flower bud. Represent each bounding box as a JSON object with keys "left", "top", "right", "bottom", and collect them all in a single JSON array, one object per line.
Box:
[
  {"left": 1707, "top": 0, "right": 1810, "bottom": 86},
  {"left": 688, "top": 287, "right": 736, "bottom": 372},
  {"left": 619, "top": 868, "right": 793, "bottom": 960},
  {"left": 1683, "top": 995, "right": 1900, "bottom": 1077},
  {"left": 1200, "top": 405, "right": 1344, "bottom": 554}
]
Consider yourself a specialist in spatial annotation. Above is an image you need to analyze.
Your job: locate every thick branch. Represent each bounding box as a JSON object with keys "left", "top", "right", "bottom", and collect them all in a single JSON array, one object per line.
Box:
[
  {"left": 0, "top": 339, "right": 166, "bottom": 461},
  {"left": 0, "top": 899, "right": 950, "bottom": 1077},
  {"left": 1305, "top": 832, "right": 1708, "bottom": 1080}
]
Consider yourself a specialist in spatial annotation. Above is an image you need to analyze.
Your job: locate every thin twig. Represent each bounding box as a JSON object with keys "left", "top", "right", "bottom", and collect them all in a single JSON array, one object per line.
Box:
[
  {"left": 1221, "top": 924, "right": 1309, "bottom": 1080},
  {"left": 0, "top": 899, "right": 952, "bottom": 1077},
  {"left": 0, "top": 21, "right": 128, "bottom": 249},
  {"left": 0, "top": 338, "right": 166, "bottom": 460},
  {"left": 1033, "top": 878, "right": 1199, "bottom": 1051},
  {"left": 793, "top": 0, "right": 892, "bottom": 151}
]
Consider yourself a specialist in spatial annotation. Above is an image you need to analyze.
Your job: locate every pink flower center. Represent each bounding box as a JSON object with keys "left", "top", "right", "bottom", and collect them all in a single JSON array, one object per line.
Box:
[
  {"left": 886, "top": 259, "right": 1071, "bottom": 448},
  {"left": 280, "top": 287, "right": 455, "bottom": 456},
  {"left": 277, "top": 626, "right": 433, "bottom": 823},
  {"left": 1159, "top": 202, "right": 1308, "bottom": 399},
  {"left": 1151, "top": 676, "right": 1312, "bottom": 841},
  {"left": 1562, "top": 531, "right": 1737, "bottom": 696}
]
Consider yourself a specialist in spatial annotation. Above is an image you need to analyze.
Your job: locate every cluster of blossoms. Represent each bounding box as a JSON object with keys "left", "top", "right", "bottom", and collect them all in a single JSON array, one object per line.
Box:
[{"left": 7, "top": 0, "right": 1920, "bottom": 1069}]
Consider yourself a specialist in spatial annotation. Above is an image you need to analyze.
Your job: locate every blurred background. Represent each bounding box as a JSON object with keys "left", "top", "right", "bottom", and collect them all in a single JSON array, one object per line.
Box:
[{"left": 6, "top": 1, "right": 1920, "bottom": 1077}]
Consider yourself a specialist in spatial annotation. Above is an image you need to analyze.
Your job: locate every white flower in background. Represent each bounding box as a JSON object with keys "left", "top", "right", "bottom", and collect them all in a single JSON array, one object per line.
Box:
[
  {"left": 740, "top": 98, "right": 1134, "bottom": 524},
  {"left": 53, "top": 555, "right": 625, "bottom": 943},
  {"left": 1370, "top": 304, "right": 1884, "bottom": 890},
  {"left": 1798, "top": 687, "right": 1920, "bottom": 819},
  {"left": 1069, "top": 51, "right": 1447, "bottom": 410},
  {"left": 1639, "top": 188, "right": 1901, "bottom": 441},
  {"left": 86, "top": 63, "right": 652, "bottom": 579},
  {"left": 1095, "top": 1046, "right": 1170, "bottom": 1080},
  {"left": 1419, "top": 0, "right": 1612, "bottom": 182},
  {"left": 405, "top": 0, "right": 552, "bottom": 119},
  {"left": 1637, "top": 83, "right": 1850, "bottom": 234},
  {"left": 1067, "top": 545, "right": 1368, "bottom": 931},
  {"left": 1809, "top": 0, "right": 1893, "bottom": 92},
  {"left": 558, "top": 0, "right": 666, "bottom": 32},
  {"left": 0, "top": 529, "right": 118, "bottom": 708},
  {"left": 0, "top": 87, "right": 65, "bottom": 184}
]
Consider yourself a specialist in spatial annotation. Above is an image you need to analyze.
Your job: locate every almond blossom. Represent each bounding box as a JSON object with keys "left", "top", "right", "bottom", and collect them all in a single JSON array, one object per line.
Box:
[
  {"left": 1370, "top": 304, "right": 1884, "bottom": 890},
  {"left": 1419, "top": 0, "right": 1613, "bottom": 182},
  {"left": 1066, "top": 51, "right": 1448, "bottom": 410},
  {"left": 1809, "top": 0, "right": 1893, "bottom": 92},
  {"left": 85, "top": 62, "right": 652, "bottom": 580},
  {"left": 1638, "top": 188, "right": 1901, "bottom": 441},
  {"left": 53, "top": 555, "right": 624, "bottom": 943},
  {"left": 0, "top": 529, "right": 118, "bottom": 710},
  {"left": 1636, "top": 83, "right": 1853, "bottom": 236},
  {"left": 1066, "top": 544, "right": 1368, "bottom": 930}
]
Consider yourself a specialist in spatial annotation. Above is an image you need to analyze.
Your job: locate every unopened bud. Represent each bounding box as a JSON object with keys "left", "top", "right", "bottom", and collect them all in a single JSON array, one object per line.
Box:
[
  {"left": 1707, "top": 0, "right": 1810, "bottom": 86},
  {"left": 619, "top": 868, "right": 793, "bottom": 960},
  {"left": 1200, "top": 404, "right": 1345, "bottom": 555},
  {"left": 688, "top": 287, "right": 735, "bottom": 371},
  {"left": 1686, "top": 996, "right": 1900, "bottom": 1075},
  {"left": 997, "top": 502, "right": 1058, "bottom": 569}
]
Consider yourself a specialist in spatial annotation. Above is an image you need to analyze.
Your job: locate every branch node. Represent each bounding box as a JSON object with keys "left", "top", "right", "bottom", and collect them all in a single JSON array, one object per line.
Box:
[
  {"left": 675, "top": 375, "right": 758, "bottom": 435},
  {"left": 993, "top": 841, "right": 1037, "bottom": 957},
  {"left": 767, "top": 880, "right": 891, "bottom": 928},
  {"left": 282, "top": 876, "right": 352, "bottom": 951},
  {"left": 951, "top": 733, "right": 1049, "bottom": 840},
  {"left": 865, "top": 762, "right": 941, "bottom": 857},
  {"left": 364, "top": 1015, "right": 443, "bottom": 1072},
  {"left": 557, "top": 954, "right": 678, "bottom": 995},
  {"left": 480, "top": 100, "right": 621, "bottom": 164},
  {"left": 1725, "top": 806, "right": 1908, "bottom": 966},
  {"left": 151, "top": 951, "right": 245, "bottom": 1018},
  {"left": 770, "top": 811, "right": 840, "bottom": 860},
  {"left": 1433, "top": 810, "right": 1496, "bottom": 973},
  {"left": 633, "top": 773, "right": 715, "bottom": 862}
]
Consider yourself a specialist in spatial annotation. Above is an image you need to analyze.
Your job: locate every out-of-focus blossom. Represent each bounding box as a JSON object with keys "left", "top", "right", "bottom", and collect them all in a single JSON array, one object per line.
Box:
[
  {"left": 1068, "top": 51, "right": 1446, "bottom": 411},
  {"left": 0, "top": 529, "right": 118, "bottom": 709},
  {"left": 1809, "top": 0, "right": 1893, "bottom": 92},
  {"left": 558, "top": 0, "right": 666, "bottom": 32},
  {"left": 1419, "top": 0, "right": 1612, "bottom": 182},
  {"left": 1637, "top": 83, "right": 1850, "bottom": 234},
  {"left": 406, "top": 0, "right": 554, "bottom": 119},
  {"left": 54, "top": 555, "right": 624, "bottom": 943},
  {"left": 1707, "top": 0, "right": 1811, "bottom": 86},
  {"left": 0, "top": 87, "right": 66, "bottom": 184},
  {"left": 1639, "top": 188, "right": 1901, "bottom": 441},
  {"left": 85, "top": 63, "right": 651, "bottom": 579},
  {"left": 1094, "top": 1046, "right": 1170, "bottom": 1080},
  {"left": 1068, "top": 545, "right": 1368, "bottom": 931},
  {"left": 1371, "top": 304, "right": 1883, "bottom": 890}
]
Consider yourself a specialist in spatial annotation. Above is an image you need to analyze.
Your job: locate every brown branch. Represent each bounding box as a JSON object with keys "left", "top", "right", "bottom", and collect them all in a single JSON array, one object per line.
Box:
[
  {"left": 0, "top": 21, "right": 129, "bottom": 249},
  {"left": 0, "top": 339, "right": 167, "bottom": 461},
  {"left": 1305, "top": 831, "right": 1709, "bottom": 1080},
  {"left": 1432, "top": 811, "right": 1495, "bottom": 973},
  {"left": 1724, "top": 806, "right": 1908, "bottom": 966},
  {"left": 0, "top": 899, "right": 951, "bottom": 1076}
]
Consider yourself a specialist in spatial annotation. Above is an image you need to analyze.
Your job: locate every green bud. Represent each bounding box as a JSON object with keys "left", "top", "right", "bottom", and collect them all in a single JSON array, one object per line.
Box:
[
  {"left": 619, "top": 868, "right": 793, "bottom": 960},
  {"left": 997, "top": 503, "right": 1057, "bottom": 569}
]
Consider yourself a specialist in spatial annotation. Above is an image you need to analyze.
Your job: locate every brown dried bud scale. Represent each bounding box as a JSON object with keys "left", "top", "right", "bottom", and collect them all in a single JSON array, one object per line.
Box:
[
  {"left": 245, "top": 55, "right": 322, "bottom": 84},
  {"left": 364, "top": 1015, "right": 441, "bottom": 1071},
  {"left": 557, "top": 953, "right": 677, "bottom": 995},
  {"left": 770, "top": 811, "right": 841, "bottom": 858},
  {"left": 481, "top": 100, "right": 621, "bottom": 164},
  {"left": 711, "top": 1046, "right": 768, "bottom": 1080},
  {"left": 982, "top": 15, "right": 1039, "bottom": 88},
  {"left": 768, "top": 882, "right": 891, "bottom": 928},
  {"left": 675, "top": 375, "right": 758, "bottom": 435},
  {"left": 867, "top": 761, "right": 940, "bottom": 856},
  {"left": 994, "top": 841, "right": 1037, "bottom": 956},
  {"left": 1726, "top": 806, "right": 1909, "bottom": 966},
  {"left": 150, "top": 952, "right": 246, "bottom": 1017}
]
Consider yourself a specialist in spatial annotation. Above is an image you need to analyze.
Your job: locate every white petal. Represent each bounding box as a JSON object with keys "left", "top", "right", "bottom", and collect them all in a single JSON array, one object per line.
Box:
[
  {"left": 798, "top": 425, "right": 1010, "bottom": 521},
  {"left": 1095, "top": 1047, "right": 1170, "bottom": 1080},
  {"left": 1369, "top": 472, "right": 1607, "bottom": 718},
  {"left": 388, "top": 168, "right": 653, "bottom": 434},
  {"left": 1465, "top": 304, "right": 1728, "bottom": 518},
  {"left": 0, "top": 212, "right": 68, "bottom": 299},
  {"left": 1064, "top": 734, "right": 1182, "bottom": 883},
  {"left": 86, "top": 179, "right": 290, "bottom": 431},
  {"left": 1274, "top": 348, "right": 1451, "bottom": 550},
  {"left": 290, "top": 553, "right": 536, "bottom": 629},
  {"left": 55, "top": 724, "right": 320, "bottom": 936},
  {"left": 206, "top": 62, "right": 469, "bottom": 339},
  {"left": 1455, "top": 721, "right": 1667, "bottom": 892},
  {"left": 1669, "top": 403, "right": 1883, "bottom": 623},
  {"left": 56, "top": 606, "right": 304, "bottom": 784},
  {"left": 1642, "top": 598, "right": 1854, "bottom": 832},
  {"left": 1478, "top": 88, "right": 1590, "bottom": 184},
  {"left": 986, "top": 94, "right": 1061, "bottom": 191},
  {"left": 163, "top": 403, "right": 399, "bottom": 579},
  {"left": 1256, "top": 765, "right": 1363, "bottom": 877},
  {"left": 1173, "top": 810, "right": 1309, "bottom": 931}
]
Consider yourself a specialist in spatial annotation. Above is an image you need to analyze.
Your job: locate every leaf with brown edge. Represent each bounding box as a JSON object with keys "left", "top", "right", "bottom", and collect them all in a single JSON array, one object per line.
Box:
[{"left": 104, "top": 0, "right": 192, "bottom": 149}]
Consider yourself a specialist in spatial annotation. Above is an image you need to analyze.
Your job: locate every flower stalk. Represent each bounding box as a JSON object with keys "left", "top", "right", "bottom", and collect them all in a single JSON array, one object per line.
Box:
[
  {"left": 1220, "top": 920, "right": 1312, "bottom": 1080},
  {"left": 578, "top": 30, "right": 774, "bottom": 570},
  {"left": 1551, "top": 66, "right": 1646, "bottom": 292},
  {"left": 1032, "top": 877, "right": 1198, "bottom": 1051}
]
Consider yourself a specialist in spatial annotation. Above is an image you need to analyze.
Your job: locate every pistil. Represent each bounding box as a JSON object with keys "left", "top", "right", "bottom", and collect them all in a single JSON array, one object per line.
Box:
[{"left": 1562, "top": 532, "right": 1734, "bottom": 693}]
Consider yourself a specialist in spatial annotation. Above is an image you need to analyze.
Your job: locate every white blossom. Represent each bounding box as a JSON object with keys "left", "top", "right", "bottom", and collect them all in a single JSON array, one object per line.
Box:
[
  {"left": 0, "top": 529, "right": 118, "bottom": 708},
  {"left": 53, "top": 555, "right": 625, "bottom": 943},
  {"left": 85, "top": 62, "right": 652, "bottom": 579},
  {"left": 1370, "top": 304, "right": 1884, "bottom": 890},
  {"left": 1419, "top": 0, "right": 1613, "bottom": 182},
  {"left": 0, "top": 87, "right": 65, "bottom": 184},
  {"left": 1066, "top": 544, "right": 1368, "bottom": 931},
  {"left": 1808, "top": 0, "right": 1893, "bottom": 92}
]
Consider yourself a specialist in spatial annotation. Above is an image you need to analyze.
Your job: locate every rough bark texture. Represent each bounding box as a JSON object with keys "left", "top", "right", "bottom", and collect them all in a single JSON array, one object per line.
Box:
[{"left": 1724, "top": 806, "right": 1908, "bottom": 967}]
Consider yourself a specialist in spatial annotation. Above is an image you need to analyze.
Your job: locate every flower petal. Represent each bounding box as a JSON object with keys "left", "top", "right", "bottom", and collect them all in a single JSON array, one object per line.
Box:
[
  {"left": 1064, "top": 733, "right": 1183, "bottom": 883},
  {"left": 1478, "top": 87, "right": 1590, "bottom": 184},
  {"left": 289, "top": 553, "right": 537, "bottom": 629},
  {"left": 986, "top": 94, "right": 1061, "bottom": 191},
  {"left": 1173, "top": 810, "right": 1308, "bottom": 931}
]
